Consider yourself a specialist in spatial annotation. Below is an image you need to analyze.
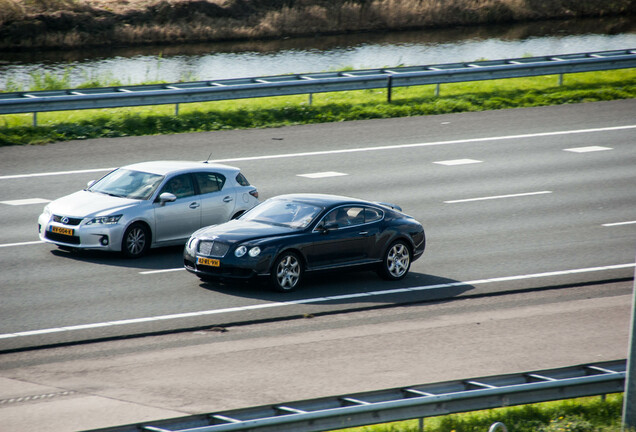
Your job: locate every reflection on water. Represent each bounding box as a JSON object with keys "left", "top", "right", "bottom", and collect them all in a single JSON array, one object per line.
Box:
[{"left": 0, "top": 17, "right": 634, "bottom": 90}]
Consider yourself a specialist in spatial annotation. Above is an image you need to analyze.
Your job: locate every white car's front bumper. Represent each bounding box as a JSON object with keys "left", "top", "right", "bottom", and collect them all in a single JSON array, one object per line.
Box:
[{"left": 38, "top": 212, "right": 125, "bottom": 252}]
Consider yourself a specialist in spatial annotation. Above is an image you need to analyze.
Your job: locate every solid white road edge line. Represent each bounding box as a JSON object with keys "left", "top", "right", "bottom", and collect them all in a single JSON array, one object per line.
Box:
[
  {"left": 1, "top": 263, "right": 633, "bottom": 340},
  {"left": 2, "top": 125, "right": 634, "bottom": 180}
]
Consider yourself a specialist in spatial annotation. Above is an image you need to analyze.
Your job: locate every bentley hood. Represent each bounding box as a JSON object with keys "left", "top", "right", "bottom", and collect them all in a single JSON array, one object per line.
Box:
[
  {"left": 47, "top": 190, "right": 139, "bottom": 217},
  {"left": 195, "top": 220, "right": 297, "bottom": 243}
]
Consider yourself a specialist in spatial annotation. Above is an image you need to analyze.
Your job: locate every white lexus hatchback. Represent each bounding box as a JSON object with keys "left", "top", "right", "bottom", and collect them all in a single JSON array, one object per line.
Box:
[{"left": 38, "top": 161, "right": 259, "bottom": 258}]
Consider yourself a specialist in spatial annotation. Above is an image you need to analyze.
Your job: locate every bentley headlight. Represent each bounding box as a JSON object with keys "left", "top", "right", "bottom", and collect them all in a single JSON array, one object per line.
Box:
[
  {"left": 248, "top": 247, "right": 261, "bottom": 257},
  {"left": 86, "top": 214, "right": 122, "bottom": 225},
  {"left": 235, "top": 245, "right": 247, "bottom": 257}
]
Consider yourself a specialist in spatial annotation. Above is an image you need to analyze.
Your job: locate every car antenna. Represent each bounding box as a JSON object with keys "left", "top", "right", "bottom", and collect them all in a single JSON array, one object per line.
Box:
[{"left": 204, "top": 152, "right": 213, "bottom": 164}]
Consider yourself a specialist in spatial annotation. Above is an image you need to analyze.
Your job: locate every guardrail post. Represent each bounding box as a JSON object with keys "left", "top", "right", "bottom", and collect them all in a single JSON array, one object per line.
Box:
[
  {"left": 418, "top": 417, "right": 424, "bottom": 432},
  {"left": 387, "top": 75, "right": 393, "bottom": 103},
  {"left": 33, "top": 112, "right": 37, "bottom": 127},
  {"left": 309, "top": 93, "right": 313, "bottom": 105},
  {"left": 435, "top": 83, "right": 440, "bottom": 97},
  {"left": 622, "top": 259, "right": 636, "bottom": 431},
  {"left": 175, "top": 103, "right": 179, "bottom": 116},
  {"left": 558, "top": 74, "right": 564, "bottom": 86}
]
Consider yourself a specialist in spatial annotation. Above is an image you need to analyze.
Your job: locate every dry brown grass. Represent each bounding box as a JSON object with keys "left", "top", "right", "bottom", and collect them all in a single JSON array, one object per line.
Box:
[{"left": 0, "top": 0, "right": 634, "bottom": 50}]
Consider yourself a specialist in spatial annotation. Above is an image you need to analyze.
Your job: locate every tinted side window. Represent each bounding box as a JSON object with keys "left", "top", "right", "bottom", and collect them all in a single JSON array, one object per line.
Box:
[
  {"left": 323, "top": 207, "right": 365, "bottom": 228},
  {"left": 195, "top": 172, "right": 226, "bottom": 194},
  {"left": 363, "top": 207, "right": 383, "bottom": 223},
  {"left": 236, "top": 172, "right": 250, "bottom": 186},
  {"left": 160, "top": 174, "right": 195, "bottom": 199}
]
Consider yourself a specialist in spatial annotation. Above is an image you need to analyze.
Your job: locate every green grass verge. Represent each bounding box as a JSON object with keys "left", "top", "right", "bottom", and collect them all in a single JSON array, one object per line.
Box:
[
  {"left": 336, "top": 394, "right": 629, "bottom": 432},
  {"left": 1, "top": 70, "right": 634, "bottom": 146}
]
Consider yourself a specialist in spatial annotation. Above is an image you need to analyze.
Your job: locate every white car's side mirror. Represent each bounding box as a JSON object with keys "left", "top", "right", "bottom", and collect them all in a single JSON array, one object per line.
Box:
[{"left": 158, "top": 192, "right": 177, "bottom": 205}]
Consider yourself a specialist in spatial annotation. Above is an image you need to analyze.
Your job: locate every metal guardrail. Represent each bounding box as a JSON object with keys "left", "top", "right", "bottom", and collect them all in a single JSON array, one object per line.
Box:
[
  {"left": 84, "top": 360, "right": 626, "bottom": 432},
  {"left": 0, "top": 49, "right": 635, "bottom": 117}
]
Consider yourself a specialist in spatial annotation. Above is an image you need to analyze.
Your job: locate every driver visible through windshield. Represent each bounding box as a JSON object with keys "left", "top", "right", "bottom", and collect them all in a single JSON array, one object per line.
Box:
[{"left": 88, "top": 169, "right": 164, "bottom": 200}]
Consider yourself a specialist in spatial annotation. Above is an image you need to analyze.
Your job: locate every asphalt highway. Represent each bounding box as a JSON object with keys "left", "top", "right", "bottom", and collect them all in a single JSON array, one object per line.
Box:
[
  {"left": 0, "top": 281, "right": 631, "bottom": 431},
  {"left": 0, "top": 100, "right": 635, "bottom": 352}
]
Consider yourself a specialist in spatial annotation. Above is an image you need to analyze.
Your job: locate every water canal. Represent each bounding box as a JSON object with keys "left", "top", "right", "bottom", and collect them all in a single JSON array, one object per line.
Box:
[{"left": 0, "top": 17, "right": 634, "bottom": 91}]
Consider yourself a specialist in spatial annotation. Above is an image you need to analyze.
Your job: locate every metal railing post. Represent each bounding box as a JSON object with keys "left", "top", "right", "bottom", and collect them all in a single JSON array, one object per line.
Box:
[
  {"left": 623, "top": 258, "right": 636, "bottom": 431},
  {"left": 387, "top": 75, "right": 393, "bottom": 103},
  {"left": 33, "top": 112, "right": 37, "bottom": 127}
]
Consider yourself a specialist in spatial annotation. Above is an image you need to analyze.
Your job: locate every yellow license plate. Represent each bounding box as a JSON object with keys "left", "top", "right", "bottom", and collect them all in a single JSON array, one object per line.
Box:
[
  {"left": 198, "top": 257, "right": 220, "bottom": 267},
  {"left": 51, "top": 225, "right": 74, "bottom": 236}
]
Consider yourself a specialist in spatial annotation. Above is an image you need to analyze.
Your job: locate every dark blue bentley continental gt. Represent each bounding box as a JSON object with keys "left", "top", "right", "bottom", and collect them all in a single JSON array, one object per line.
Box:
[{"left": 183, "top": 194, "right": 425, "bottom": 292}]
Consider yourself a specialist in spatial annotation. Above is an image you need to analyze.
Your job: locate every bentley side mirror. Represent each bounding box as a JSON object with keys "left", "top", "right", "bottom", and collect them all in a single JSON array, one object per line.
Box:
[{"left": 321, "top": 222, "right": 339, "bottom": 233}]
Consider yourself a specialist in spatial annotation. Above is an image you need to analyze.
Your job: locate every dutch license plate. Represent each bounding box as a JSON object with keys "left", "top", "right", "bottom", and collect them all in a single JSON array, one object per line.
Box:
[
  {"left": 51, "top": 225, "right": 74, "bottom": 236},
  {"left": 198, "top": 257, "right": 220, "bottom": 267}
]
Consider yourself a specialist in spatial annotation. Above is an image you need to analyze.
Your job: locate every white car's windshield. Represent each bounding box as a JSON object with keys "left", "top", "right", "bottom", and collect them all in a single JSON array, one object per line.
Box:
[
  {"left": 241, "top": 199, "right": 322, "bottom": 229},
  {"left": 88, "top": 169, "right": 164, "bottom": 200}
]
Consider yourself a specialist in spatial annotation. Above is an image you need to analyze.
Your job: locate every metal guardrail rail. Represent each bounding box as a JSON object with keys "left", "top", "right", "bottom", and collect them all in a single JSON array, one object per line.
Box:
[
  {"left": 1, "top": 49, "right": 635, "bottom": 116},
  {"left": 84, "top": 359, "right": 626, "bottom": 432}
]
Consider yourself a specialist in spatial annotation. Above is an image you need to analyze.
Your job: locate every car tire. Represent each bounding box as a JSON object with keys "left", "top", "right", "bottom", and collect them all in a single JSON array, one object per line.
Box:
[
  {"left": 122, "top": 223, "right": 150, "bottom": 258},
  {"left": 270, "top": 251, "right": 303, "bottom": 292},
  {"left": 378, "top": 240, "right": 411, "bottom": 281}
]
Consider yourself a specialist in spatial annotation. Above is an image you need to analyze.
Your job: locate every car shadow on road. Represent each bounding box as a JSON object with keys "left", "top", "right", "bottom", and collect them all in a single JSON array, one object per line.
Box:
[
  {"left": 198, "top": 270, "right": 475, "bottom": 305},
  {"left": 49, "top": 244, "right": 185, "bottom": 270}
]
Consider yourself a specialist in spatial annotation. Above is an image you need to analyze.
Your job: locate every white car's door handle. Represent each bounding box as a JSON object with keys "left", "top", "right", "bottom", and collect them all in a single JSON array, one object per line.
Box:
[
  {"left": 223, "top": 196, "right": 233, "bottom": 203},
  {"left": 189, "top": 202, "right": 200, "bottom": 209}
]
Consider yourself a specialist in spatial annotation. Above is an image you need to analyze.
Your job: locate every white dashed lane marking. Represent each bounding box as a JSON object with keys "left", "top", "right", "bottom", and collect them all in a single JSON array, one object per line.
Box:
[
  {"left": 0, "top": 198, "right": 50, "bottom": 206},
  {"left": 0, "top": 240, "right": 44, "bottom": 248},
  {"left": 564, "top": 146, "right": 613, "bottom": 153},
  {"left": 434, "top": 159, "right": 482, "bottom": 166},
  {"left": 603, "top": 220, "right": 636, "bottom": 227},
  {"left": 297, "top": 172, "right": 349, "bottom": 178}
]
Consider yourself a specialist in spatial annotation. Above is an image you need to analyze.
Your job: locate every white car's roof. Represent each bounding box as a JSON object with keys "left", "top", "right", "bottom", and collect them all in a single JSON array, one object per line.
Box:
[{"left": 121, "top": 160, "right": 239, "bottom": 176}]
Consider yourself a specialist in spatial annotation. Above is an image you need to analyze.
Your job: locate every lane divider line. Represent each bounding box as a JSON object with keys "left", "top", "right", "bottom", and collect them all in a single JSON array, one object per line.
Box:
[
  {"left": 0, "top": 198, "right": 50, "bottom": 206},
  {"left": 1, "top": 263, "right": 633, "bottom": 340},
  {"left": 0, "top": 167, "right": 114, "bottom": 181},
  {"left": 2, "top": 125, "right": 634, "bottom": 180},
  {"left": 0, "top": 240, "right": 44, "bottom": 248},
  {"left": 444, "top": 191, "right": 552, "bottom": 204},
  {"left": 603, "top": 221, "right": 636, "bottom": 227},
  {"left": 210, "top": 125, "right": 636, "bottom": 163},
  {"left": 140, "top": 268, "right": 185, "bottom": 275}
]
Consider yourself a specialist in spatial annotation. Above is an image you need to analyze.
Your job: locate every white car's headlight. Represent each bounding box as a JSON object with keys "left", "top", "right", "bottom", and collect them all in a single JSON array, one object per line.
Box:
[
  {"left": 85, "top": 214, "right": 122, "bottom": 225},
  {"left": 42, "top": 205, "right": 51, "bottom": 218}
]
